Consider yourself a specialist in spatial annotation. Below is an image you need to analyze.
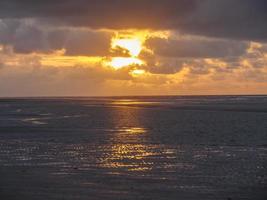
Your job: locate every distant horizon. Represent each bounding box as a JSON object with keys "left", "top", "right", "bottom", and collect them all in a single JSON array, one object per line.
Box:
[{"left": 1, "top": 94, "right": 267, "bottom": 99}]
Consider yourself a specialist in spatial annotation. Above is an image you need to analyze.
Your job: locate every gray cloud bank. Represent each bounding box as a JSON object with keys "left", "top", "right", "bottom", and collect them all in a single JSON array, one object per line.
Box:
[
  {"left": 146, "top": 37, "right": 249, "bottom": 58},
  {"left": 0, "top": 19, "right": 112, "bottom": 55},
  {"left": 0, "top": 0, "right": 266, "bottom": 41}
]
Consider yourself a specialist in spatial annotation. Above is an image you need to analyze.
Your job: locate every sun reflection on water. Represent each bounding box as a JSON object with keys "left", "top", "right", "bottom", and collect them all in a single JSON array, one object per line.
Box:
[
  {"left": 97, "top": 106, "right": 183, "bottom": 174},
  {"left": 111, "top": 99, "right": 160, "bottom": 106},
  {"left": 100, "top": 127, "right": 156, "bottom": 172},
  {"left": 120, "top": 127, "right": 147, "bottom": 135}
]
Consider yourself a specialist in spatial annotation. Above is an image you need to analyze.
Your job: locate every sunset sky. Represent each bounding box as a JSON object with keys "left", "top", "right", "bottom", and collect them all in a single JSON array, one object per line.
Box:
[{"left": 0, "top": 0, "right": 267, "bottom": 96}]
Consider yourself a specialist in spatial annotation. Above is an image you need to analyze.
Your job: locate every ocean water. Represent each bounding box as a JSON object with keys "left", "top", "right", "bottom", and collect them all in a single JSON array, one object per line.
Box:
[{"left": 0, "top": 96, "right": 266, "bottom": 200}]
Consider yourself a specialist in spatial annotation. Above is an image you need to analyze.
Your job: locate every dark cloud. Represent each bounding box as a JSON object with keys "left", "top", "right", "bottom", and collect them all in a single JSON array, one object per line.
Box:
[
  {"left": 0, "top": 0, "right": 266, "bottom": 41},
  {"left": 183, "top": 0, "right": 267, "bottom": 41},
  {"left": 60, "top": 30, "right": 111, "bottom": 56},
  {"left": 0, "top": 0, "right": 194, "bottom": 28},
  {"left": 13, "top": 23, "right": 47, "bottom": 53},
  {"left": 0, "top": 19, "right": 112, "bottom": 55},
  {"left": 143, "top": 58, "right": 186, "bottom": 75},
  {"left": 0, "top": 19, "right": 20, "bottom": 45},
  {"left": 146, "top": 37, "right": 249, "bottom": 58}
]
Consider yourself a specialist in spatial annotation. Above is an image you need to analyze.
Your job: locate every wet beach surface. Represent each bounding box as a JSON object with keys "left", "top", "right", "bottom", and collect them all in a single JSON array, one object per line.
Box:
[{"left": 0, "top": 96, "right": 266, "bottom": 200}]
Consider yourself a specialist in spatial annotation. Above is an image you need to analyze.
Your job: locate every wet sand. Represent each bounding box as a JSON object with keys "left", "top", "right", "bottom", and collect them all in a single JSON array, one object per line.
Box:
[{"left": 0, "top": 96, "right": 266, "bottom": 200}]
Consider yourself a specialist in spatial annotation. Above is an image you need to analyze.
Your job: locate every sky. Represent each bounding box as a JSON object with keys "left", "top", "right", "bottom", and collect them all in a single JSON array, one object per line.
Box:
[{"left": 0, "top": 0, "right": 267, "bottom": 96}]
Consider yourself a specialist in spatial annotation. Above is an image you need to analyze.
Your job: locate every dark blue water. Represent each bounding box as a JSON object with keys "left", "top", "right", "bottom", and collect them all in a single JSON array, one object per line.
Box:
[{"left": 0, "top": 96, "right": 266, "bottom": 200}]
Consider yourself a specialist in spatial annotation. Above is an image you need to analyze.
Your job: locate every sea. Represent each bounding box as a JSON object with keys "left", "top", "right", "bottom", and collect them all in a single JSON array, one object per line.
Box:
[{"left": 0, "top": 96, "right": 266, "bottom": 200}]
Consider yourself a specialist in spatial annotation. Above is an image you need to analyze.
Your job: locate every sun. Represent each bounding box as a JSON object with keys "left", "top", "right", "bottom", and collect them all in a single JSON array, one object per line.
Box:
[
  {"left": 106, "top": 31, "right": 168, "bottom": 70},
  {"left": 110, "top": 57, "right": 144, "bottom": 69},
  {"left": 107, "top": 32, "right": 147, "bottom": 69},
  {"left": 112, "top": 38, "right": 143, "bottom": 57}
]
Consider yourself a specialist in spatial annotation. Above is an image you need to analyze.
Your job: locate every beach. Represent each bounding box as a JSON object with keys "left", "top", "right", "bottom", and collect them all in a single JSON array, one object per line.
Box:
[{"left": 0, "top": 96, "right": 266, "bottom": 200}]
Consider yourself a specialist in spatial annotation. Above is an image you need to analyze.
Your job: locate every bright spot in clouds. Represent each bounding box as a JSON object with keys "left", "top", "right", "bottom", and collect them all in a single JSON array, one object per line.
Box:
[
  {"left": 108, "top": 33, "right": 147, "bottom": 69},
  {"left": 112, "top": 38, "right": 143, "bottom": 57},
  {"left": 109, "top": 57, "right": 143, "bottom": 69},
  {"left": 130, "top": 69, "right": 146, "bottom": 77},
  {"left": 105, "top": 30, "right": 170, "bottom": 70}
]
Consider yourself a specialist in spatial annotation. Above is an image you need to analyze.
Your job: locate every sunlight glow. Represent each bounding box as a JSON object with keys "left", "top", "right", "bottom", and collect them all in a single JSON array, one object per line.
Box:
[
  {"left": 41, "top": 55, "right": 103, "bottom": 67},
  {"left": 112, "top": 38, "right": 143, "bottom": 57},
  {"left": 108, "top": 32, "right": 148, "bottom": 69},
  {"left": 130, "top": 69, "right": 146, "bottom": 76},
  {"left": 107, "top": 30, "right": 169, "bottom": 69},
  {"left": 110, "top": 57, "right": 143, "bottom": 69}
]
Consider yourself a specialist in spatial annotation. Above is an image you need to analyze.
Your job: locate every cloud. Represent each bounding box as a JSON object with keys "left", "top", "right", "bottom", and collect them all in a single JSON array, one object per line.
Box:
[
  {"left": 146, "top": 37, "right": 249, "bottom": 58},
  {"left": 58, "top": 29, "right": 112, "bottom": 56},
  {"left": 0, "top": 0, "right": 266, "bottom": 41},
  {"left": 0, "top": 55, "right": 132, "bottom": 96},
  {"left": 181, "top": 0, "right": 267, "bottom": 41},
  {"left": 12, "top": 22, "right": 47, "bottom": 53},
  {"left": 1, "top": 47, "right": 267, "bottom": 96},
  {"left": 0, "top": 19, "right": 112, "bottom": 55},
  {"left": 0, "top": 0, "right": 194, "bottom": 27},
  {"left": 140, "top": 40, "right": 267, "bottom": 78},
  {"left": 0, "top": 1, "right": 267, "bottom": 96}
]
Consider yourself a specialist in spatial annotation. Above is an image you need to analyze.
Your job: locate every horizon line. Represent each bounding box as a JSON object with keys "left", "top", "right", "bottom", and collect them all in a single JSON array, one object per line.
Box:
[{"left": 0, "top": 94, "right": 267, "bottom": 99}]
